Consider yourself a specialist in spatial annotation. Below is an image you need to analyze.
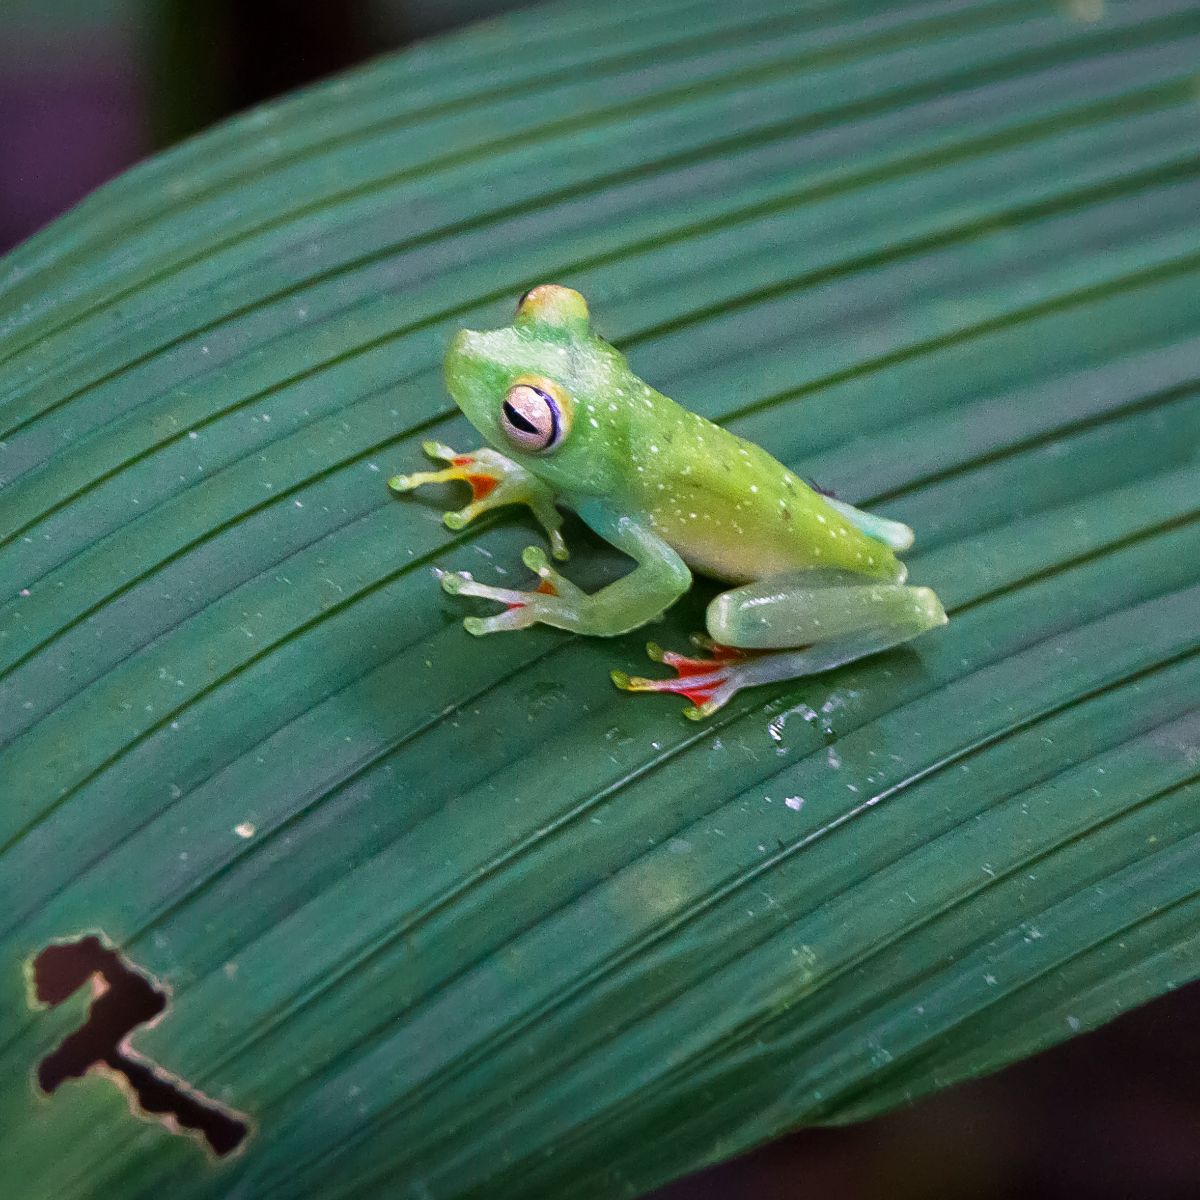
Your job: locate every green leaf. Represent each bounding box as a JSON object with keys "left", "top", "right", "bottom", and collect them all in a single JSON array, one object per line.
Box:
[{"left": 2, "top": 0, "right": 1198, "bottom": 1196}]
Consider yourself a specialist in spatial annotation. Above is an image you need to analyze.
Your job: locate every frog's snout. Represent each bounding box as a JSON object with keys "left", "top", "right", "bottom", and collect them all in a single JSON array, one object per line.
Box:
[
  {"left": 444, "top": 328, "right": 506, "bottom": 444},
  {"left": 447, "top": 328, "right": 482, "bottom": 364},
  {"left": 444, "top": 329, "right": 484, "bottom": 395}
]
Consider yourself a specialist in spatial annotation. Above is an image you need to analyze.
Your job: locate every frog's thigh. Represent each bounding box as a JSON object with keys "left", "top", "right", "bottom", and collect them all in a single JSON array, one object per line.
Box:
[{"left": 707, "top": 571, "right": 945, "bottom": 650}]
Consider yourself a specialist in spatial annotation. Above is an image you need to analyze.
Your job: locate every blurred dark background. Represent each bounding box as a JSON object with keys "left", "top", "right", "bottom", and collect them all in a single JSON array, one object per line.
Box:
[
  {"left": 655, "top": 985, "right": 1200, "bottom": 1200},
  {"left": 0, "top": 0, "right": 519, "bottom": 253},
  {"left": 1, "top": 2, "right": 1196, "bottom": 1195}
]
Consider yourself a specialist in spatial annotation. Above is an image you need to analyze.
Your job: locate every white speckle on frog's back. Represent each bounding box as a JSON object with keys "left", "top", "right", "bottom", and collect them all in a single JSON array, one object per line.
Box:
[
  {"left": 625, "top": 384, "right": 900, "bottom": 582},
  {"left": 651, "top": 454, "right": 897, "bottom": 582}
]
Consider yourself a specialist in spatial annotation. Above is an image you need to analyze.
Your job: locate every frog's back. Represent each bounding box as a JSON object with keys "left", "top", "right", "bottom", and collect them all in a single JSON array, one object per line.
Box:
[{"left": 627, "top": 396, "right": 903, "bottom": 585}]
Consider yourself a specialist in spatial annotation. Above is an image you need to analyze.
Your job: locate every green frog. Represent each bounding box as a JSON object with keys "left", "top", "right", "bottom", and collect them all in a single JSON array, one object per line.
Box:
[{"left": 390, "top": 285, "right": 946, "bottom": 718}]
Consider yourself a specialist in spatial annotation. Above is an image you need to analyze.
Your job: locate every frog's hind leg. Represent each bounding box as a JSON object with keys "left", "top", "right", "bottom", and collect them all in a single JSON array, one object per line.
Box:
[
  {"left": 821, "top": 496, "right": 914, "bottom": 552},
  {"left": 615, "top": 573, "right": 946, "bottom": 719}
]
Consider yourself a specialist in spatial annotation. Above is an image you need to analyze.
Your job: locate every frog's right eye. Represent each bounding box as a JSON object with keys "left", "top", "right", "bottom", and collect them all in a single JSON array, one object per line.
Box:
[{"left": 501, "top": 380, "right": 570, "bottom": 453}]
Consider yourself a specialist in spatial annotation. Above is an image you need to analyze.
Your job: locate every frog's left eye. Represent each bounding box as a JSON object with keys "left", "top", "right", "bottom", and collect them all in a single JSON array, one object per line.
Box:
[{"left": 501, "top": 380, "right": 570, "bottom": 453}]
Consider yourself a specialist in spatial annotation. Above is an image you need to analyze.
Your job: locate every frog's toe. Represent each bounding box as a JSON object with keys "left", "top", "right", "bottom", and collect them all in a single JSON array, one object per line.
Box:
[
  {"left": 387, "top": 472, "right": 419, "bottom": 494},
  {"left": 434, "top": 568, "right": 527, "bottom": 607},
  {"left": 464, "top": 609, "right": 535, "bottom": 635},
  {"left": 444, "top": 499, "right": 499, "bottom": 530},
  {"left": 521, "top": 546, "right": 583, "bottom": 600},
  {"left": 612, "top": 646, "right": 749, "bottom": 718},
  {"left": 643, "top": 638, "right": 747, "bottom": 669},
  {"left": 422, "top": 440, "right": 459, "bottom": 462},
  {"left": 434, "top": 566, "right": 468, "bottom": 596}
]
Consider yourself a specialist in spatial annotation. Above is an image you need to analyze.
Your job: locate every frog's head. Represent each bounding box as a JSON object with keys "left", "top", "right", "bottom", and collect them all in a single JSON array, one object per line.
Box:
[{"left": 444, "top": 285, "right": 633, "bottom": 498}]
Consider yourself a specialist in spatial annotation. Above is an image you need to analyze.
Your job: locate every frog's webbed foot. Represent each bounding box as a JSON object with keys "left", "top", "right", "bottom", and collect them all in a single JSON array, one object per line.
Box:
[
  {"left": 437, "top": 546, "right": 584, "bottom": 635},
  {"left": 389, "top": 441, "right": 568, "bottom": 560},
  {"left": 612, "top": 637, "right": 757, "bottom": 721},
  {"left": 438, "top": 513, "right": 692, "bottom": 641},
  {"left": 616, "top": 579, "right": 948, "bottom": 719}
]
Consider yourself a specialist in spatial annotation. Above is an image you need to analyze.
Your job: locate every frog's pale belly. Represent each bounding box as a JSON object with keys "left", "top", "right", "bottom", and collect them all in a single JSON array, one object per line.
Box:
[
  {"left": 648, "top": 499, "right": 904, "bottom": 586},
  {"left": 660, "top": 522, "right": 812, "bottom": 584}
]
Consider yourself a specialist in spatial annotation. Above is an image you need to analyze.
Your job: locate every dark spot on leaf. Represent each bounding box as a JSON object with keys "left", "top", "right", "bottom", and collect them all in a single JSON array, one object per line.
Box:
[
  {"left": 31, "top": 935, "right": 249, "bottom": 1158},
  {"left": 808, "top": 478, "right": 838, "bottom": 499}
]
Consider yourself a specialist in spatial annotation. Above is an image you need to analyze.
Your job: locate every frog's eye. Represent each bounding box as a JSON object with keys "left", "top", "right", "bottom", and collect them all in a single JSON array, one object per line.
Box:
[{"left": 501, "top": 380, "right": 570, "bottom": 453}]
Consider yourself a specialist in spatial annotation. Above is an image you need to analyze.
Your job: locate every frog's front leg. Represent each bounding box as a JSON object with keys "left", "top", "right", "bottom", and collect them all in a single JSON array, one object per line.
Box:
[
  {"left": 616, "top": 571, "right": 947, "bottom": 719},
  {"left": 438, "top": 507, "right": 691, "bottom": 638},
  {"left": 389, "top": 440, "right": 567, "bottom": 560}
]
